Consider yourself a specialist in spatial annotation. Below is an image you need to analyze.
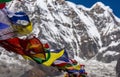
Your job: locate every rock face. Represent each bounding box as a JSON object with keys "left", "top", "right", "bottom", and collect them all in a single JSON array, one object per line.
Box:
[
  {"left": 20, "top": 62, "right": 62, "bottom": 77},
  {"left": 0, "top": 48, "right": 32, "bottom": 77},
  {"left": 116, "top": 57, "right": 120, "bottom": 77},
  {"left": 20, "top": 68, "right": 46, "bottom": 77},
  {"left": 1, "top": 0, "right": 120, "bottom": 76},
  {"left": 8, "top": 0, "right": 120, "bottom": 63}
]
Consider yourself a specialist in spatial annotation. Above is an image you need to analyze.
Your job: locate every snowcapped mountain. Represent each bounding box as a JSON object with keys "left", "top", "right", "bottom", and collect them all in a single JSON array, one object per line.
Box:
[
  {"left": 0, "top": 0, "right": 119, "bottom": 77},
  {"left": 7, "top": 0, "right": 120, "bottom": 63}
]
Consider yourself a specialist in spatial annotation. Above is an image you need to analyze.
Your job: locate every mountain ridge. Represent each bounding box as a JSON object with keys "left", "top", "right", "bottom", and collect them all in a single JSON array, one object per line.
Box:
[
  {"left": 0, "top": 0, "right": 118, "bottom": 77},
  {"left": 7, "top": 0, "right": 120, "bottom": 63}
]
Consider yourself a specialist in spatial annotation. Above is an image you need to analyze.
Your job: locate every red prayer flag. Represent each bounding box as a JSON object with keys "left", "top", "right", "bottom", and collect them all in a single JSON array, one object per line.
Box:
[{"left": 0, "top": 3, "right": 6, "bottom": 9}]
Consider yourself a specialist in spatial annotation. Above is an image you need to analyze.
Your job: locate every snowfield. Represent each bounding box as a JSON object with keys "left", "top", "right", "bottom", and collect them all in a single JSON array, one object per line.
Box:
[{"left": 75, "top": 56, "right": 116, "bottom": 77}]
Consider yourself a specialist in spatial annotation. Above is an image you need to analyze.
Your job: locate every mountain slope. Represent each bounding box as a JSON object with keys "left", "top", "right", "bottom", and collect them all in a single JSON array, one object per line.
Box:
[
  {"left": 0, "top": 0, "right": 119, "bottom": 77},
  {"left": 7, "top": 0, "right": 120, "bottom": 63}
]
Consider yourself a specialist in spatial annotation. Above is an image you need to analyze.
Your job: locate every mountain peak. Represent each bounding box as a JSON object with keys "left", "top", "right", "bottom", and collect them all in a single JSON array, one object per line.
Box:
[
  {"left": 91, "top": 2, "right": 112, "bottom": 13},
  {"left": 94, "top": 2, "right": 106, "bottom": 7}
]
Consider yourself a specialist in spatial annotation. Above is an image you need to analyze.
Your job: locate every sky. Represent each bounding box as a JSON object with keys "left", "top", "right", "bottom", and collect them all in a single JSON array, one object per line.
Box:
[{"left": 66, "top": 0, "right": 120, "bottom": 18}]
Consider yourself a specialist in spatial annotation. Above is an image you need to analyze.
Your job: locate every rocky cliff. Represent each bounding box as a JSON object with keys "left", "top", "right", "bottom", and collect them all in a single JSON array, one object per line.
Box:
[
  {"left": 8, "top": 0, "right": 120, "bottom": 62},
  {"left": 1, "top": 0, "right": 120, "bottom": 77}
]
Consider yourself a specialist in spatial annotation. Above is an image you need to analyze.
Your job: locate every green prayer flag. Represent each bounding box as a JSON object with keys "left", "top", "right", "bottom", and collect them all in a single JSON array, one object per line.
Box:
[{"left": 0, "top": 0, "right": 12, "bottom": 3}]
